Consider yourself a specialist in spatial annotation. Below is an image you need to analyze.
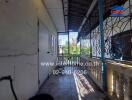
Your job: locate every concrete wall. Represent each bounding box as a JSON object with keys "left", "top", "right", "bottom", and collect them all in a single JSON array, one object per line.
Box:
[
  {"left": 0, "top": 0, "right": 57, "bottom": 100},
  {"left": 33, "top": 0, "right": 57, "bottom": 34},
  {"left": 39, "top": 21, "right": 57, "bottom": 86}
]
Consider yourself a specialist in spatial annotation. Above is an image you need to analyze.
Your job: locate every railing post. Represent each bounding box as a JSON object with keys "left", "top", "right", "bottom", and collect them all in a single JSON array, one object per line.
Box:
[
  {"left": 129, "top": 78, "right": 132, "bottom": 99},
  {"left": 97, "top": 0, "right": 107, "bottom": 91},
  {"left": 119, "top": 74, "right": 124, "bottom": 100},
  {"left": 113, "top": 71, "right": 117, "bottom": 97}
]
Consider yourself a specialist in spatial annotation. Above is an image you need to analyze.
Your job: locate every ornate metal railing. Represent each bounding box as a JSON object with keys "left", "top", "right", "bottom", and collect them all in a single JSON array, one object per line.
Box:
[
  {"left": 80, "top": 57, "right": 103, "bottom": 88},
  {"left": 81, "top": 56, "right": 132, "bottom": 100},
  {"left": 107, "top": 60, "right": 132, "bottom": 100}
]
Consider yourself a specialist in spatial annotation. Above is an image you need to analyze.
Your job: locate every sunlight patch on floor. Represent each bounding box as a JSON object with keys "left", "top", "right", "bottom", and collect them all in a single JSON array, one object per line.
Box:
[{"left": 74, "top": 73, "right": 95, "bottom": 100}]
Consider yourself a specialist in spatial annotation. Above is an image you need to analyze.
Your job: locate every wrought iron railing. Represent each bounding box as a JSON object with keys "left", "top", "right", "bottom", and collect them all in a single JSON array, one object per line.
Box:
[
  {"left": 80, "top": 57, "right": 103, "bottom": 88},
  {"left": 81, "top": 56, "right": 132, "bottom": 100}
]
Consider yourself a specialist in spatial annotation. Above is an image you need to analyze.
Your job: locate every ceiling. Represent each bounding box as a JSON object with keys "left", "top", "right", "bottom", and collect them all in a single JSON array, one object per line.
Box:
[
  {"left": 43, "top": 0, "right": 128, "bottom": 35},
  {"left": 65, "top": 0, "right": 127, "bottom": 40},
  {"left": 68, "top": 0, "right": 93, "bottom": 32},
  {"left": 43, "top": 0, "right": 65, "bottom": 32}
]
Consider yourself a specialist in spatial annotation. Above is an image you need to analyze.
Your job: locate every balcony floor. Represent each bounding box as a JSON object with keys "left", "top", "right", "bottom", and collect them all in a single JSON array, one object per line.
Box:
[{"left": 38, "top": 66, "right": 107, "bottom": 100}]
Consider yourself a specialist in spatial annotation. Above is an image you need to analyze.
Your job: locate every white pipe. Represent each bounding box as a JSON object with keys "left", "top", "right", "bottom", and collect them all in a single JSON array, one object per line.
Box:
[{"left": 78, "top": 0, "right": 97, "bottom": 33}]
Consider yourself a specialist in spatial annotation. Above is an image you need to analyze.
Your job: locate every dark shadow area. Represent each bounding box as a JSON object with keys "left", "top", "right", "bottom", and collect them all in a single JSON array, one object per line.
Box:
[{"left": 29, "top": 94, "right": 54, "bottom": 100}]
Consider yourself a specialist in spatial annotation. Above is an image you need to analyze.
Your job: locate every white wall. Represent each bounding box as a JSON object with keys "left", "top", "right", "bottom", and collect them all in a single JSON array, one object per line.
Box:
[
  {"left": 0, "top": 0, "right": 57, "bottom": 100},
  {"left": 39, "top": 21, "right": 57, "bottom": 86},
  {"left": 33, "top": 0, "right": 57, "bottom": 34}
]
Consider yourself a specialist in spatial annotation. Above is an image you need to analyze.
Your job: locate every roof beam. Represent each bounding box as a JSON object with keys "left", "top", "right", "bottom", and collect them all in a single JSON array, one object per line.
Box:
[{"left": 78, "top": 0, "right": 97, "bottom": 33}]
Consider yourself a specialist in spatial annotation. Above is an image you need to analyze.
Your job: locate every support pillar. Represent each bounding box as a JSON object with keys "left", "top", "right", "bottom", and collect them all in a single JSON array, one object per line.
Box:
[
  {"left": 89, "top": 20, "right": 92, "bottom": 58},
  {"left": 68, "top": 31, "right": 70, "bottom": 55},
  {"left": 90, "top": 32, "right": 92, "bottom": 58},
  {"left": 97, "top": 0, "right": 107, "bottom": 91}
]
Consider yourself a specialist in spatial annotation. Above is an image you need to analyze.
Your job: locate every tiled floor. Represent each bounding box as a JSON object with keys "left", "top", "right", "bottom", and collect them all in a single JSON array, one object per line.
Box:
[{"left": 38, "top": 66, "right": 106, "bottom": 100}]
